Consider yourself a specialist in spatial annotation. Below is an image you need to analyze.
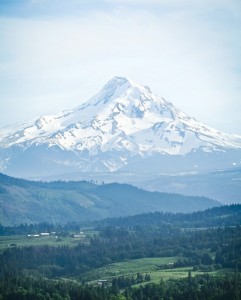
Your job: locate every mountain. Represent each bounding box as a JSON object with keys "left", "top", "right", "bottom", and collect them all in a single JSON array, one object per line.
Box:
[
  {"left": 0, "top": 76, "right": 241, "bottom": 178},
  {"left": 0, "top": 173, "right": 219, "bottom": 225},
  {"left": 132, "top": 168, "right": 241, "bottom": 204}
]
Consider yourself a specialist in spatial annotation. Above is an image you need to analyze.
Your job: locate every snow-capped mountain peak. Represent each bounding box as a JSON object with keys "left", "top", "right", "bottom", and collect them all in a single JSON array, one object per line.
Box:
[
  {"left": 78, "top": 76, "right": 155, "bottom": 112},
  {"left": 0, "top": 76, "right": 241, "bottom": 176}
]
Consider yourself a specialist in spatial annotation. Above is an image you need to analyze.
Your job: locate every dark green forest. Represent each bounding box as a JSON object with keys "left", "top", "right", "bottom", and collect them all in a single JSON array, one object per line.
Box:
[
  {"left": 1, "top": 205, "right": 241, "bottom": 299},
  {"left": 1, "top": 203, "right": 241, "bottom": 236},
  {"left": 1, "top": 272, "right": 241, "bottom": 300},
  {"left": 1, "top": 224, "right": 241, "bottom": 278}
]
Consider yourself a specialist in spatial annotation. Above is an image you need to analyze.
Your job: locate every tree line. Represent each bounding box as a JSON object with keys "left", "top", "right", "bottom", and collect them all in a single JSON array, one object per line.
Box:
[
  {"left": 0, "top": 272, "right": 240, "bottom": 300},
  {"left": 1, "top": 204, "right": 241, "bottom": 236}
]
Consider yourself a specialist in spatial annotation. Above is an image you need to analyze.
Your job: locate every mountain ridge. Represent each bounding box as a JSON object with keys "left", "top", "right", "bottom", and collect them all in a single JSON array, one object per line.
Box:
[{"left": 0, "top": 172, "right": 220, "bottom": 225}]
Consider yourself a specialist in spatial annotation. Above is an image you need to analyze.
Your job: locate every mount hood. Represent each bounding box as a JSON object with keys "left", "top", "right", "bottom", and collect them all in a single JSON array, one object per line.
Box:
[{"left": 0, "top": 76, "right": 241, "bottom": 177}]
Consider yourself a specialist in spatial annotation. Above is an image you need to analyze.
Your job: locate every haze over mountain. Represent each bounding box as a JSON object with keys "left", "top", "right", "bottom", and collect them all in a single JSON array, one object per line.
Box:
[
  {"left": 0, "top": 173, "right": 219, "bottom": 226},
  {"left": 0, "top": 76, "right": 241, "bottom": 178}
]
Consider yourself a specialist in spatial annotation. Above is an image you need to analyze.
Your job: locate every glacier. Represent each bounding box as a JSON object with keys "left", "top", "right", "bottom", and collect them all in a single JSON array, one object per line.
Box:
[{"left": 0, "top": 76, "right": 241, "bottom": 178}]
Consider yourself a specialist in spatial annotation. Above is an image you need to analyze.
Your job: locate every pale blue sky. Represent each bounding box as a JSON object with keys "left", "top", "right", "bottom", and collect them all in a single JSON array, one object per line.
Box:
[{"left": 1, "top": 0, "right": 241, "bottom": 134}]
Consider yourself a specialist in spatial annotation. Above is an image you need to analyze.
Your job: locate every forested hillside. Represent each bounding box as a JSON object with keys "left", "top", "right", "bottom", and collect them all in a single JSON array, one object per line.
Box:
[{"left": 0, "top": 173, "right": 219, "bottom": 225}]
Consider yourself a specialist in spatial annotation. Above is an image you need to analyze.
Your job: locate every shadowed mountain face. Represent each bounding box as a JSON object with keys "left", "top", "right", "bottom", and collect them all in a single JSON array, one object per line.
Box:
[
  {"left": 0, "top": 173, "right": 219, "bottom": 225},
  {"left": 0, "top": 76, "right": 241, "bottom": 178}
]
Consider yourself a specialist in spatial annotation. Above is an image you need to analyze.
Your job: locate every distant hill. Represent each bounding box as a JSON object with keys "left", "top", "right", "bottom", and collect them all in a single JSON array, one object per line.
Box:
[
  {"left": 99, "top": 204, "right": 241, "bottom": 228},
  {"left": 0, "top": 173, "right": 220, "bottom": 225}
]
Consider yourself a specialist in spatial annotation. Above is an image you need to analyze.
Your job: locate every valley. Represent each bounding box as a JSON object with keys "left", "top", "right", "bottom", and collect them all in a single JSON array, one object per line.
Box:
[{"left": 1, "top": 205, "right": 241, "bottom": 299}]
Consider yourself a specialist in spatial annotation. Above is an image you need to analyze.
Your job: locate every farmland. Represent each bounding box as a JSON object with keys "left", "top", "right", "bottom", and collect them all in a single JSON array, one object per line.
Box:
[{"left": 1, "top": 205, "right": 241, "bottom": 299}]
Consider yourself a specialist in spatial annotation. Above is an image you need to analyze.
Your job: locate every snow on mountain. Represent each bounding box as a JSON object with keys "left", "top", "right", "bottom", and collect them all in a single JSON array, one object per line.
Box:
[{"left": 0, "top": 76, "right": 241, "bottom": 176}]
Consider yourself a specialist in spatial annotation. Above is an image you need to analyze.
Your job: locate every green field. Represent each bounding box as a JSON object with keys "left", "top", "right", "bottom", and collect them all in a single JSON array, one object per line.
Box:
[
  {"left": 0, "top": 234, "right": 84, "bottom": 250},
  {"left": 95, "top": 257, "right": 178, "bottom": 275},
  {"left": 0, "top": 229, "right": 100, "bottom": 251},
  {"left": 146, "top": 267, "right": 217, "bottom": 283},
  {"left": 82, "top": 257, "right": 220, "bottom": 285},
  {"left": 83, "top": 257, "right": 178, "bottom": 282}
]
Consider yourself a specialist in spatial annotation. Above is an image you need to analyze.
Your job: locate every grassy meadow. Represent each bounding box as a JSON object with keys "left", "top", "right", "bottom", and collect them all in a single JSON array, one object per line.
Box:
[{"left": 81, "top": 256, "right": 220, "bottom": 285}]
